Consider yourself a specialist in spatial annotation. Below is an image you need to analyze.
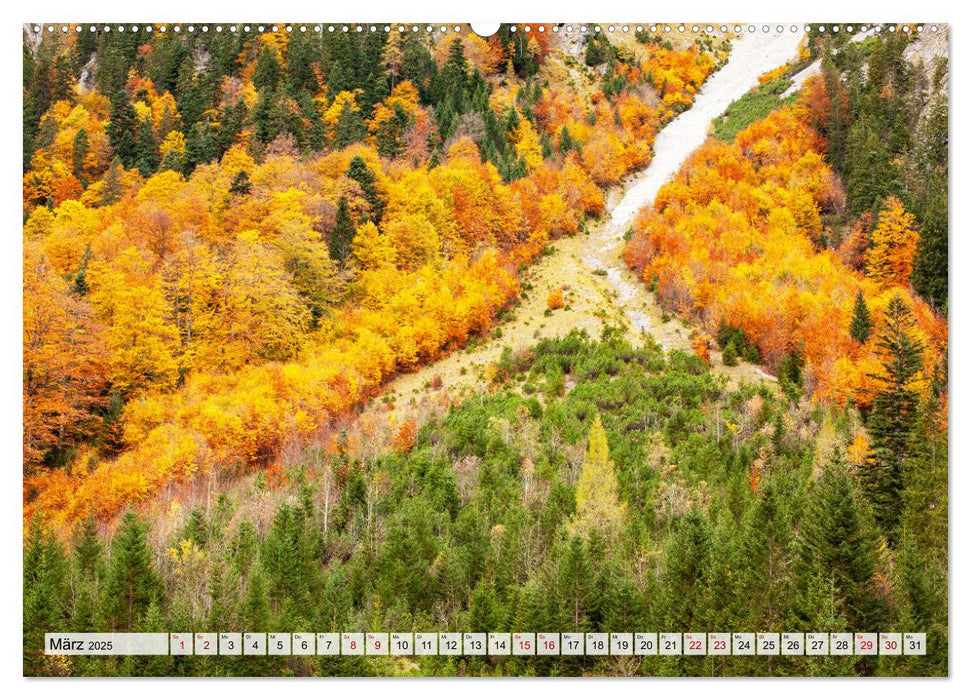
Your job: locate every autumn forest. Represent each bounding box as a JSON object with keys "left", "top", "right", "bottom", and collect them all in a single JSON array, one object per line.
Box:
[{"left": 22, "top": 23, "right": 947, "bottom": 677}]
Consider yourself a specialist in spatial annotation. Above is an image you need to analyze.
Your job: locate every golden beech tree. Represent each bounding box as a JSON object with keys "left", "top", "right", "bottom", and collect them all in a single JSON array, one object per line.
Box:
[
  {"left": 837, "top": 211, "right": 872, "bottom": 271},
  {"left": 692, "top": 332, "right": 712, "bottom": 366},
  {"left": 384, "top": 213, "right": 441, "bottom": 270},
  {"left": 23, "top": 97, "right": 114, "bottom": 210},
  {"left": 209, "top": 230, "right": 311, "bottom": 368},
  {"left": 36, "top": 200, "right": 100, "bottom": 278},
  {"left": 88, "top": 248, "right": 181, "bottom": 396},
  {"left": 384, "top": 169, "right": 457, "bottom": 251},
  {"left": 159, "top": 130, "right": 187, "bottom": 167},
  {"left": 391, "top": 418, "right": 417, "bottom": 454},
  {"left": 262, "top": 189, "right": 341, "bottom": 318},
  {"left": 368, "top": 81, "right": 421, "bottom": 140},
  {"left": 323, "top": 91, "right": 362, "bottom": 142},
  {"left": 352, "top": 220, "right": 397, "bottom": 270},
  {"left": 161, "top": 236, "right": 224, "bottom": 370},
  {"left": 582, "top": 130, "right": 628, "bottom": 186}
]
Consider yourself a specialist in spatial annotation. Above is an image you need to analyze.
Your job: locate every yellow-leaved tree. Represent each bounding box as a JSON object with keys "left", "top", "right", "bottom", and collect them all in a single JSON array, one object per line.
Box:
[
  {"left": 384, "top": 213, "right": 440, "bottom": 270},
  {"left": 571, "top": 414, "right": 626, "bottom": 538},
  {"left": 514, "top": 119, "right": 544, "bottom": 173},
  {"left": 866, "top": 196, "right": 919, "bottom": 289},
  {"left": 352, "top": 221, "right": 397, "bottom": 270},
  {"left": 88, "top": 248, "right": 181, "bottom": 396}
]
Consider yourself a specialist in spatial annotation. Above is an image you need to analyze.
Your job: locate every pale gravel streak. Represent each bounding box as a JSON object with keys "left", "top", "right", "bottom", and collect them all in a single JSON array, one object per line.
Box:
[
  {"left": 580, "top": 29, "right": 804, "bottom": 352},
  {"left": 780, "top": 26, "right": 874, "bottom": 98}
]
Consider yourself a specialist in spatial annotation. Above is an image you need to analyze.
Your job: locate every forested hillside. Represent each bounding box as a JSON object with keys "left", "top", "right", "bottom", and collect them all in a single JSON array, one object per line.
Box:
[
  {"left": 624, "top": 27, "right": 947, "bottom": 526},
  {"left": 23, "top": 24, "right": 721, "bottom": 526},
  {"left": 619, "top": 23, "right": 948, "bottom": 672},
  {"left": 24, "top": 330, "right": 946, "bottom": 676},
  {"left": 23, "top": 24, "right": 947, "bottom": 678}
]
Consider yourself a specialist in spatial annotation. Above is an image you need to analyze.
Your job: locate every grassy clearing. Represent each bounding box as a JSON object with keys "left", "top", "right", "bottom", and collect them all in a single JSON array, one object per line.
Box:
[{"left": 711, "top": 76, "right": 798, "bottom": 141}]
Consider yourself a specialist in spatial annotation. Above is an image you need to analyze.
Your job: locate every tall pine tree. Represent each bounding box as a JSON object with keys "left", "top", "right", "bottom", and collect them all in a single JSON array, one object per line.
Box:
[
  {"left": 106, "top": 90, "right": 138, "bottom": 168},
  {"left": 102, "top": 511, "right": 163, "bottom": 630},
  {"left": 863, "top": 294, "right": 925, "bottom": 536},
  {"left": 849, "top": 289, "right": 873, "bottom": 343},
  {"left": 329, "top": 196, "right": 356, "bottom": 265},
  {"left": 346, "top": 155, "right": 385, "bottom": 223},
  {"left": 796, "top": 458, "right": 885, "bottom": 631}
]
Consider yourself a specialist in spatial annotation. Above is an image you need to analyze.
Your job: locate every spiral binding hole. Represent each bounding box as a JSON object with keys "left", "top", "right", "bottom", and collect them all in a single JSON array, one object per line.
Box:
[{"left": 23, "top": 21, "right": 945, "bottom": 40}]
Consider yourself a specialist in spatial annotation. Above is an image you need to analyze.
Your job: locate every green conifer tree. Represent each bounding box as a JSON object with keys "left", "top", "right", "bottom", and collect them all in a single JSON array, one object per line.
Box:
[
  {"left": 900, "top": 398, "right": 948, "bottom": 554},
  {"left": 863, "top": 294, "right": 925, "bottom": 535},
  {"left": 159, "top": 146, "right": 185, "bottom": 174},
  {"left": 98, "top": 158, "right": 126, "bottom": 207},
  {"left": 401, "top": 33, "right": 436, "bottom": 97},
  {"left": 594, "top": 556, "right": 642, "bottom": 632},
  {"left": 216, "top": 98, "right": 247, "bottom": 155},
  {"left": 796, "top": 459, "right": 884, "bottom": 631},
  {"left": 174, "top": 57, "right": 206, "bottom": 127},
  {"left": 722, "top": 340, "right": 739, "bottom": 366},
  {"left": 298, "top": 92, "right": 327, "bottom": 152},
  {"left": 229, "top": 169, "right": 252, "bottom": 197},
  {"left": 557, "top": 535, "right": 594, "bottom": 629},
  {"left": 185, "top": 121, "right": 217, "bottom": 171},
  {"left": 346, "top": 155, "right": 385, "bottom": 223},
  {"left": 102, "top": 511, "right": 163, "bottom": 630},
  {"left": 243, "top": 569, "right": 270, "bottom": 631},
  {"left": 107, "top": 91, "right": 138, "bottom": 168},
  {"left": 184, "top": 506, "right": 209, "bottom": 546},
  {"left": 324, "top": 31, "right": 357, "bottom": 97},
  {"left": 850, "top": 289, "right": 874, "bottom": 344},
  {"left": 71, "top": 513, "right": 103, "bottom": 577},
  {"left": 559, "top": 124, "right": 576, "bottom": 154},
  {"left": 72, "top": 127, "right": 89, "bottom": 181},
  {"left": 333, "top": 100, "right": 366, "bottom": 148},
  {"left": 658, "top": 510, "right": 712, "bottom": 630},
  {"left": 134, "top": 117, "right": 159, "bottom": 177},
  {"left": 71, "top": 244, "right": 92, "bottom": 297},
  {"left": 262, "top": 504, "right": 315, "bottom": 607},
  {"left": 910, "top": 96, "right": 949, "bottom": 312},
  {"left": 23, "top": 518, "right": 68, "bottom": 674},
  {"left": 253, "top": 45, "right": 282, "bottom": 92},
  {"left": 735, "top": 476, "right": 795, "bottom": 629},
  {"left": 329, "top": 196, "right": 356, "bottom": 265}
]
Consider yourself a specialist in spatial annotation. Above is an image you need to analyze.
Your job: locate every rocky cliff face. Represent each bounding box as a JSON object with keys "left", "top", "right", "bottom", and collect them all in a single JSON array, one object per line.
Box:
[{"left": 904, "top": 24, "right": 949, "bottom": 95}]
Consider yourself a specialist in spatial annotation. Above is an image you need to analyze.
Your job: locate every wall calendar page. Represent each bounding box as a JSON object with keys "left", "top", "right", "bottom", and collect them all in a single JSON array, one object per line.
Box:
[{"left": 18, "top": 8, "right": 951, "bottom": 685}]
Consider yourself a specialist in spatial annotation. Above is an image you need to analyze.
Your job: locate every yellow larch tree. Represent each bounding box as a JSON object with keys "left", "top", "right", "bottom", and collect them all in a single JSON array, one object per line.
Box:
[
  {"left": 514, "top": 119, "right": 544, "bottom": 173},
  {"left": 571, "top": 414, "right": 627, "bottom": 539},
  {"left": 866, "top": 196, "right": 920, "bottom": 289}
]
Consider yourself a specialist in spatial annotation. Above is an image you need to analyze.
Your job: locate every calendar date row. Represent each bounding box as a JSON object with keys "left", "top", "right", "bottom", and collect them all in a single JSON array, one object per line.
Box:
[{"left": 46, "top": 632, "right": 926, "bottom": 656}]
